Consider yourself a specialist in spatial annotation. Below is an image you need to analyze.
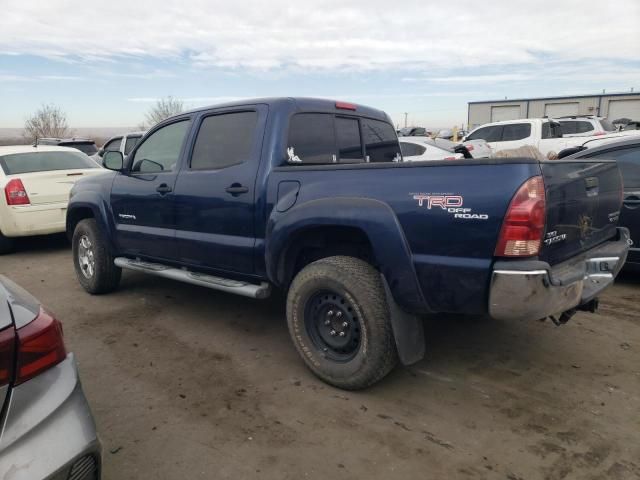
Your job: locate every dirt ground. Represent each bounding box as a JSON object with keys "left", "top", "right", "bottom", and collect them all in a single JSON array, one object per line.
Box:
[{"left": 2, "top": 234, "right": 639, "bottom": 480}]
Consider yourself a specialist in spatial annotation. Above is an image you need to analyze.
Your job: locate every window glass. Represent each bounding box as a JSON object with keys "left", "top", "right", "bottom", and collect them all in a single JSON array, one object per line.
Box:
[
  {"left": 559, "top": 121, "right": 577, "bottom": 135},
  {"left": 130, "top": 120, "right": 189, "bottom": 173},
  {"left": 336, "top": 117, "right": 363, "bottom": 162},
  {"left": 0, "top": 151, "right": 98, "bottom": 175},
  {"left": 124, "top": 136, "right": 142, "bottom": 155},
  {"left": 412, "top": 127, "right": 426, "bottom": 136},
  {"left": 400, "top": 142, "right": 426, "bottom": 157},
  {"left": 588, "top": 146, "right": 640, "bottom": 188},
  {"left": 190, "top": 112, "right": 258, "bottom": 170},
  {"left": 575, "top": 121, "right": 594, "bottom": 133},
  {"left": 288, "top": 113, "right": 336, "bottom": 164},
  {"left": 361, "top": 119, "right": 401, "bottom": 162},
  {"left": 467, "top": 125, "right": 503, "bottom": 142},
  {"left": 61, "top": 142, "right": 97, "bottom": 155},
  {"left": 104, "top": 138, "right": 122, "bottom": 152},
  {"left": 502, "top": 123, "right": 531, "bottom": 141},
  {"left": 542, "top": 122, "right": 563, "bottom": 139}
]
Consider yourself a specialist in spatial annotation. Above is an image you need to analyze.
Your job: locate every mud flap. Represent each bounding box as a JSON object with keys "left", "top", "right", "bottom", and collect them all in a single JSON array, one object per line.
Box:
[{"left": 382, "top": 276, "right": 425, "bottom": 365}]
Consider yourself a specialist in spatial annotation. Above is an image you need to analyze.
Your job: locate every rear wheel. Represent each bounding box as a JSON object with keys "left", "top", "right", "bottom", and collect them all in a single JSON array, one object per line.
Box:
[
  {"left": 72, "top": 219, "right": 121, "bottom": 294},
  {"left": 286, "top": 256, "right": 398, "bottom": 390},
  {"left": 0, "top": 230, "right": 14, "bottom": 255}
]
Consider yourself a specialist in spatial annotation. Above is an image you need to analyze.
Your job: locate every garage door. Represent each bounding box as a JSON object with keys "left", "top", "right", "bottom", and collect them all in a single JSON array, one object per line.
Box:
[
  {"left": 607, "top": 99, "right": 640, "bottom": 122},
  {"left": 544, "top": 102, "right": 579, "bottom": 118},
  {"left": 491, "top": 105, "right": 521, "bottom": 122}
]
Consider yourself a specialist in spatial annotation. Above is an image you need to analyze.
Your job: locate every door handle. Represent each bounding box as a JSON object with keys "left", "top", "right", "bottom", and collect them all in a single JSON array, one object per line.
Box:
[
  {"left": 156, "top": 184, "right": 172, "bottom": 195},
  {"left": 623, "top": 196, "right": 640, "bottom": 208},
  {"left": 225, "top": 184, "right": 249, "bottom": 195}
]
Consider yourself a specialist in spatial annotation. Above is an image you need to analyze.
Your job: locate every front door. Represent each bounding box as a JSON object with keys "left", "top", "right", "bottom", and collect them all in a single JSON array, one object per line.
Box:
[
  {"left": 110, "top": 119, "right": 191, "bottom": 260},
  {"left": 172, "top": 107, "right": 266, "bottom": 274}
]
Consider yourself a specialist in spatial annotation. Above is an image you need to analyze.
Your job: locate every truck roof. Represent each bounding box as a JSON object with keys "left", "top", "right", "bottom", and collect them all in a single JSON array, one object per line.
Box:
[{"left": 177, "top": 97, "right": 391, "bottom": 122}]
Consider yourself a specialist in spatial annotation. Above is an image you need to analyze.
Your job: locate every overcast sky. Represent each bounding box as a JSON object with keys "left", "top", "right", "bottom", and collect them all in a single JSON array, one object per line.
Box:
[{"left": 0, "top": 0, "right": 638, "bottom": 128}]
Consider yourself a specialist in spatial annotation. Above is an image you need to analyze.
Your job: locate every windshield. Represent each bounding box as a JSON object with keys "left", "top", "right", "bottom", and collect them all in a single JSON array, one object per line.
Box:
[{"left": 0, "top": 151, "right": 99, "bottom": 175}]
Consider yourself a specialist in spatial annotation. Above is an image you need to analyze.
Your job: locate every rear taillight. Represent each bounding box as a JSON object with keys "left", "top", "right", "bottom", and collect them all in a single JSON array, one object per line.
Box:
[
  {"left": 15, "top": 308, "right": 66, "bottom": 385},
  {"left": 4, "top": 178, "right": 30, "bottom": 206},
  {"left": 593, "top": 131, "right": 605, "bottom": 136},
  {"left": 495, "top": 176, "right": 546, "bottom": 257},
  {"left": 465, "top": 144, "right": 475, "bottom": 151},
  {"left": 0, "top": 327, "right": 16, "bottom": 387}
]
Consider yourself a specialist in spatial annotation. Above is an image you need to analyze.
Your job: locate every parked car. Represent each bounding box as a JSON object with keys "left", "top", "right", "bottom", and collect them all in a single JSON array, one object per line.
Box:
[
  {"left": 0, "top": 145, "right": 105, "bottom": 254},
  {"left": 436, "top": 128, "right": 468, "bottom": 141},
  {"left": 67, "top": 97, "right": 629, "bottom": 390},
  {"left": 38, "top": 137, "right": 99, "bottom": 156},
  {"left": 400, "top": 137, "right": 491, "bottom": 161},
  {"left": 564, "top": 138, "right": 639, "bottom": 270},
  {"left": 464, "top": 118, "right": 579, "bottom": 157},
  {"left": 398, "top": 126, "right": 430, "bottom": 136},
  {"left": 557, "top": 130, "right": 640, "bottom": 158},
  {"left": 0, "top": 275, "right": 101, "bottom": 479},
  {"left": 93, "top": 131, "right": 146, "bottom": 165},
  {"left": 556, "top": 116, "right": 616, "bottom": 137}
]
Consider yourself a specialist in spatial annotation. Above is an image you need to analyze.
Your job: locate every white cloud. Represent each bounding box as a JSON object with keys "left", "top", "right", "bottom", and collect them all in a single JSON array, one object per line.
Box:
[{"left": 0, "top": 0, "right": 638, "bottom": 72}]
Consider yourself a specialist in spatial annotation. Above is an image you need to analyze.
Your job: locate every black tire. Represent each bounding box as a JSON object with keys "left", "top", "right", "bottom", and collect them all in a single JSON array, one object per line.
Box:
[
  {"left": 72, "top": 219, "right": 121, "bottom": 294},
  {"left": 286, "top": 256, "right": 398, "bottom": 390},
  {"left": 0, "top": 230, "right": 14, "bottom": 255}
]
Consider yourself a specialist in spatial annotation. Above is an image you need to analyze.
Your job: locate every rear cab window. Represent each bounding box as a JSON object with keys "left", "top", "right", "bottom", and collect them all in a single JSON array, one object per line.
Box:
[
  {"left": 0, "top": 151, "right": 99, "bottom": 175},
  {"left": 286, "top": 113, "right": 400, "bottom": 165}
]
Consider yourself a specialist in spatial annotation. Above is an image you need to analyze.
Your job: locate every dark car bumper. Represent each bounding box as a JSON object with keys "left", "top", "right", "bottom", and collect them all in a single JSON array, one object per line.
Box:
[{"left": 489, "top": 227, "right": 630, "bottom": 321}]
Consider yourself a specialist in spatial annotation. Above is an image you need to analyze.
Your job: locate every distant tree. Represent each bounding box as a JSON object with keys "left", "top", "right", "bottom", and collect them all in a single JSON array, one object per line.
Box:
[
  {"left": 143, "top": 96, "right": 184, "bottom": 128},
  {"left": 24, "top": 104, "right": 69, "bottom": 141}
]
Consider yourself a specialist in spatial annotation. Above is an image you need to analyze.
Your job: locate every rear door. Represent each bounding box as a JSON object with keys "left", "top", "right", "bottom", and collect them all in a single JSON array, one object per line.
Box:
[
  {"left": 582, "top": 145, "right": 640, "bottom": 265},
  {"left": 538, "top": 158, "right": 623, "bottom": 265},
  {"left": 172, "top": 107, "right": 266, "bottom": 273}
]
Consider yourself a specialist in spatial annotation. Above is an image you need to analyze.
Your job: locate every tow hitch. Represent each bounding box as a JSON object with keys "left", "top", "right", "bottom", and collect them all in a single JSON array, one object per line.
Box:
[{"left": 546, "top": 299, "right": 599, "bottom": 326}]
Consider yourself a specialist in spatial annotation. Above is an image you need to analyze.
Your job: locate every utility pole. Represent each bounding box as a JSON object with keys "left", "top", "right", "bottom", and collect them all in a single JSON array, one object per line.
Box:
[{"left": 404, "top": 112, "right": 408, "bottom": 128}]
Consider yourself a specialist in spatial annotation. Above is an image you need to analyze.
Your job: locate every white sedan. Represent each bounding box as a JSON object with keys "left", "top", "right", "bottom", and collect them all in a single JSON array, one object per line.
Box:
[
  {"left": 0, "top": 145, "right": 106, "bottom": 254},
  {"left": 399, "top": 137, "right": 492, "bottom": 161}
]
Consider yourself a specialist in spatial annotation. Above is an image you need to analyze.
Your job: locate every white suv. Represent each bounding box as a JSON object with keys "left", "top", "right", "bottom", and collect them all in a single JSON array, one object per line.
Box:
[{"left": 556, "top": 116, "right": 616, "bottom": 137}]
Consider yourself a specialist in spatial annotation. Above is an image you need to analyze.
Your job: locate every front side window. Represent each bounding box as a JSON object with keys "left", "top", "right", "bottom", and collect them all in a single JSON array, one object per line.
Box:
[
  {"left": 336, "top": 117, "right": 363, "bottom": 162},
  {"left": 288, "top": 113, "right": 337, "bottom": 164},
  {"left": 467, "top": 125, "right": 503, "bottom": 142},
  {"left": 0, "top": 151, "right": 98, "bottom": 175},
  {"left": 190, "top": 111, "right": 258, "bottom": 170},
  {"left": 542, "top": 122, "right": 563, "bottom": 139},
  {"left": 104, "top": 138, "right": 122, "bottom": 152},
  {"left": 124, "top": 136, "right": 142, "bottom": 155},
  {"left": 130, "top": 120, "right": 190, "bottom": 173},
  {"left": 502, "top": 123, "right": 531, "bottom": 141},
  {"left": 361, "top": 119, "right": 400, "bottom": 162}
]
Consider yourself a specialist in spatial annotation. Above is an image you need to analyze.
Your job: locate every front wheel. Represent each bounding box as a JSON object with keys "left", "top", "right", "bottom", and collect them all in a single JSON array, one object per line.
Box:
[
  {"left": 286, "top": 256, "right": 398, "bottom": 390},
  {"left": 72, "top": 219, "right": 121, "bottom": 294}
]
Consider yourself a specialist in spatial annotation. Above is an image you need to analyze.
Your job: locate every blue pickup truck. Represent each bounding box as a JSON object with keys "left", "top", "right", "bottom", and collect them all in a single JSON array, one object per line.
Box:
[{"left": 66, "top": 98, "right": 630, "bottom": 389}]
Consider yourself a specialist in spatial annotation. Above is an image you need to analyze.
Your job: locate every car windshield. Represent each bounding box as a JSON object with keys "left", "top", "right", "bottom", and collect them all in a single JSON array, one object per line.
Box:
[
  {"left": 0, "top": 151, "right": 99, "bottom": 174},
  {"left": 61, "top": 142, "right": 98, "bottom": 155}
]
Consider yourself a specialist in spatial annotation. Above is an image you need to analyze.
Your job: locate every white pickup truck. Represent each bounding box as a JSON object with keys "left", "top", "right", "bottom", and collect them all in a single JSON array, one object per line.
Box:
[{"left": 464, "top": 118, "right": 585, "bottom": 157}]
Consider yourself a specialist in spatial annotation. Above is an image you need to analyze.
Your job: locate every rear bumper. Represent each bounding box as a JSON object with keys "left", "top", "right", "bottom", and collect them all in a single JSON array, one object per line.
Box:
[
  {"left": 0, "top": 354, "right": 101, "bottom": 480},
  {"left": 489, "top": 227, "right": 630, "bottom": 321},
  {"left": 0, "top": 203, "right": 68, "bottom": 237}
]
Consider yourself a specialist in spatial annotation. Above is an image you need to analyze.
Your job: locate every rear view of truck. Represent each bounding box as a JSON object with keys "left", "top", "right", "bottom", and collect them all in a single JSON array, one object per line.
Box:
[{"left": 490, "top": 158, "right": 629, "bottom": 323}]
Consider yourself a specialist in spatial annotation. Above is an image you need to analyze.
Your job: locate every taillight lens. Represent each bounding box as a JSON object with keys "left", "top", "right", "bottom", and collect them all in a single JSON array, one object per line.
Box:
[
  {"left": 495, "top": 176, "right": 546, "bottom": 257},
  {"left": 0, "top": 326, "right": 16, "bottom": 387},
  {"left": 15, "top": 308, "right": 66, "bottom": 385},
  {"left": 465, "top": 144, "right": 475, "bottom": 151},
  {"left": 5, "top": 178, "right": 30, "bottom": 206},
  {"left": 593, "top": 131, "right": 605, "bottom": 136}
]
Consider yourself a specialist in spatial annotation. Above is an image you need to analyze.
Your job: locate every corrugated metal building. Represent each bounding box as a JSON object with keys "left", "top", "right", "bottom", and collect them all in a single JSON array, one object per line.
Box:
[{"left": 467, "top": 92, "right": 640, "bottom": 129}]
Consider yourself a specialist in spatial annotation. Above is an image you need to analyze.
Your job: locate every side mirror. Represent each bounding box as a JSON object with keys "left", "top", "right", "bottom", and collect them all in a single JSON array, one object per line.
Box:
[
  {"left": 97, "top": 148, "right": 105, "bottom": 157},
  {"left": 103, "top": 151, "right": 124, "bottom": 171}
]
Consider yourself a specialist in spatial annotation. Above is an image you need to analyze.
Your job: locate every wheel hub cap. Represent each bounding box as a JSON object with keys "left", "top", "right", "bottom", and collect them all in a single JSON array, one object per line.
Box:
[{"left": 78, "top": 235, "right": 95, "bottom": 279}]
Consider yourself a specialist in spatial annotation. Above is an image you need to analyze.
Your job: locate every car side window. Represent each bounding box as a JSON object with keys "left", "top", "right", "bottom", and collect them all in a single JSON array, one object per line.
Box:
[
  {"left": 560, "top": 121, "right": 577, "bottom": 135},
  {"left": 124, "top": 136, "right": 142, "bottom": 156},
  {"left": 588, "top": 146, "right": 640, "bottom": 189},
  {"left": 576, "top": 121, "right": 594, "bottom": 133},
  {"left": 502, "top": 124, "right": 531, "bottom": 141},
  {"left": 400, "top": 142, "right": 426, "bottom": 157},
  {"left": 104, "top": 138, "right": 122, "bottom": 152},
  {"left": 190, "top": 111, "right": 258, "bottom": 170},
  {"left": 130, "top": 120, "right": 190, "bottom": 173},
  {"left": 288, "top": 113, "right": 337, "bottom": 164},
  {"left": 467, "top": 125, "right": 502, "bottom": 142},
  {"left": 361, "top": 119, "right": 401, "bottom": 162}
]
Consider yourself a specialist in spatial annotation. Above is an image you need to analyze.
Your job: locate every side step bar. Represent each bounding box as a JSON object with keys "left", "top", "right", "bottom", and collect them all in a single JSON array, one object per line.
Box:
[{"left": 114, "top": 257, "right": 272, "bottom": 299}]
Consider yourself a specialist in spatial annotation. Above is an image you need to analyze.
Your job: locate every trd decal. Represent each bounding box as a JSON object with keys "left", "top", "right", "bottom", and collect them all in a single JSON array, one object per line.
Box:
[{"left": 411, "top": 193, "right": 488, "bottom": 220}]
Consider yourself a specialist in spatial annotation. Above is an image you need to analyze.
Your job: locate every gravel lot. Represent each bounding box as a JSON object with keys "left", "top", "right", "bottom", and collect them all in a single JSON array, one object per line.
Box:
[{"left": 2, "top": 234, "right": 639, "bottom": 480}]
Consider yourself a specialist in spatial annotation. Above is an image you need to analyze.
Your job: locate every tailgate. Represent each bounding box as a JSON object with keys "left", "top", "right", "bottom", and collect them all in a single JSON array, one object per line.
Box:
[
  {"left": 539, "top": 159, "right": 622, "bottom": 265},
  {"left": 16, "top": 169, "right": 104, "bottom": 205}
]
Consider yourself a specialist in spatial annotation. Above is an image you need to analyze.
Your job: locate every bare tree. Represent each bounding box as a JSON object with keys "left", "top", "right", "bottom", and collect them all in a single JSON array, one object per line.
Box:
[
  {"left": 143, "top": 96, "right": 184, "bottom": 128},
  {"left": 24, "top": 104, "right": 70, "bottom": 141}
]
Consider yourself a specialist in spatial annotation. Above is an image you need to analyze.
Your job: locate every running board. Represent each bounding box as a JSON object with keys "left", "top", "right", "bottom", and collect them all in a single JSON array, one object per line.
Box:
[{"left": 114, "top": 257, "right": 271, "bottom": 299}]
